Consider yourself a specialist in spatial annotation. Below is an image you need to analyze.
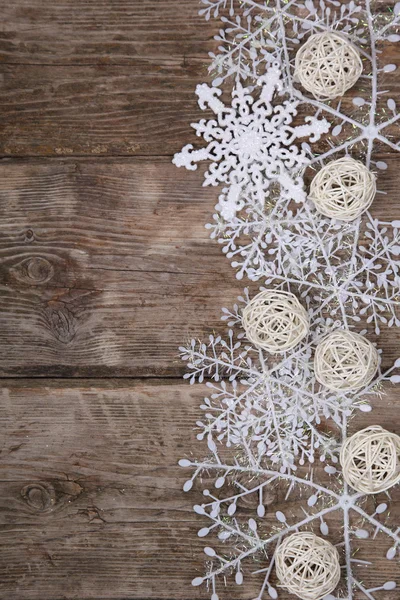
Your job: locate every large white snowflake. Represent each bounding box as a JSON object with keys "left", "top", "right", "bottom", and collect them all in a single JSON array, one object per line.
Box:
[{"left": 173, "top": 64, "right": 329, "bottom": 220}]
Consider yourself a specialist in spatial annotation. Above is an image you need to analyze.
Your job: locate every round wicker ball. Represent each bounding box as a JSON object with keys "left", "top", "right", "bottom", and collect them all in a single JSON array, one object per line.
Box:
[
  {"left": 275, "top": 532, "right": 341, "bottom": 600},
  {"left": 314, "top": 330, "right": 379, "bottom": 392},
  {"left": 340, "top": 426, "right": 400, "bottom": 494},
  {"left": 295, "top": 31, "right": 363, "bottom": 100},
  {"left": 309, "top": 157, "right": 376, "bottom": 221},
  {"left": 242, "top": 290, "right": 309, "bottom": 354}
]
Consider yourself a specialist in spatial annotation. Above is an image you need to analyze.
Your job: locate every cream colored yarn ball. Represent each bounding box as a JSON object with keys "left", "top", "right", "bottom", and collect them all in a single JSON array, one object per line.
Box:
[
  {"left": 314, "top": 330, "right": 379, "bottom": 392},
  {"left": 340, "top": 426, "right": 400, "bottom": 494},
  {"left": 275, "top": 532, "right": 341, "bottom": 600},
  {"left": 242, "top": 290, "right": 309, "bottom": 353},
  {"left": 309, "top": 157, "right": 377, "bottom": 221},
  {"left": 295, "top": 31, "right": 363, "bottom": 100}
]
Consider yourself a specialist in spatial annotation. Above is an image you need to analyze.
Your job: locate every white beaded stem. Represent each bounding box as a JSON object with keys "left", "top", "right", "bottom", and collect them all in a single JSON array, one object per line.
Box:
[
  {"left": 314, "top": 330, "right": 379, "bottom": 392},
  {"left": 309, "top": 157, "right": 377, "bottom": 221},
  {"left": 340, "top": 426, "right": 400, "bottom": 494},
  {"left": 295, "top": 31, "right": 363, "bottom": 100},
  {"left": 275, "top": 532, "right": 341, "bottom": 600},
  {"left": 242, "top": 290, "right": 309, "bottom": 353}
]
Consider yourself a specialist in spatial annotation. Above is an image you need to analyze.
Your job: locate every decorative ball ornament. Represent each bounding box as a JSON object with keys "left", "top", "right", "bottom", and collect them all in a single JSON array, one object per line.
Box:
[
  {"left": 340, "top": 426, "right": 400, "bottom": 494},
  {"left": 275, "top": 532, "right": 341, "bottom": 600},
  {"left": 314, "top": 330, "right": 378, "bottom": 392},
  {"left": 242, "top": 290, "right": 309, "bottom": 353},
  {"left": 309, "top": 157, "right": 377, "bottom": 221},
  {"left": 295, "top": 31, "right": 363, "bottom": 100}
]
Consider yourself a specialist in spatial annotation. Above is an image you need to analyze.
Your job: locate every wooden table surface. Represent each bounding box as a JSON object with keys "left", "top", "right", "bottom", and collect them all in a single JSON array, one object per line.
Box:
[{"left": 0, "top": 2, "right": 399, "bottom": 600}]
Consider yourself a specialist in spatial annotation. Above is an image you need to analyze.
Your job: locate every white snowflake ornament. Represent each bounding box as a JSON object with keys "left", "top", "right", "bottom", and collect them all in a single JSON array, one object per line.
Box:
[{"left": 173, "top": 64, "right": 329, "bottom": 220}]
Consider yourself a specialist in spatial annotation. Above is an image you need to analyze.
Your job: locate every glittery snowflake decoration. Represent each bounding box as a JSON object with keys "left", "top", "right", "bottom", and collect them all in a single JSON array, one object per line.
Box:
[
  {"left": 179, "top": 290, "right": 400, "bottom": 599},
  {"left": 174, "top": 1, "right": 400, "bottom": 599},
  {"left": 179, "top": 437, "right": 400, "bottom": 600},
  {"left": 207, "top": 191, "right": 400, "bottom": 333},
  {"left": 173, "top": 64, "right": 329, "bottom": 220},
  {"left": 180, "top": 291, "right": 400, "bottom": 473},
  {"left": 174, "top": 0, "right": 400, "bottom": 329}
]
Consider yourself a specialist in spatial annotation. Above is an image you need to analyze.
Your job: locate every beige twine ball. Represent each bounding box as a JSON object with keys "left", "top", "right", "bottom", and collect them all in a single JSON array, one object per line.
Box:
[
  {"left": 314, "top": 330, "right": 379, "bottom": 392},
  {"left": 295, "top": 31, "right": 363, "bottom": 100},
  {"left": 340, "top": 426, "right": 400, "bottom": 494},
  {"left": 242, "top": 290, "right": 309, "bottom": 354},
  {"left": 275, "top": 532, "right": 341, "bottom": 600},
  {"left": 309, "top": 157, "right": 377, "bottom": 221}
]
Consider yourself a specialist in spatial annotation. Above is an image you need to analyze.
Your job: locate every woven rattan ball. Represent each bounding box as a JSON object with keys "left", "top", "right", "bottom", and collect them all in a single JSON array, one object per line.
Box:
[
  {"left": 314, "top": 330, "right": 378, "bottom": 392},
  {"left": 295, "top": 31, "right": 363, "bottom": 100},
  {"left": 275, "top": 532, "right": 341, "bottom": 600},
  {"left": 309, "top": 157, "right": 376, "bottom": 221},
  {"left": 242, "top": 290, "right": 309, "bottom": 353},
  {"left": 340, "top": 426, "right": 400, "bottom": 494}
]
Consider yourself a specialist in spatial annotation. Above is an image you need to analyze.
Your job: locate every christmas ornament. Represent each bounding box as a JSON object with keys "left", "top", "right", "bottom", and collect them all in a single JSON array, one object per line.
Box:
[
  {"left": 173, "top": 64, "right": 329, "bottom": 221},
  {"left": 242, "top": 289, "right": 309, "bottom": 353},
  {"left": 340, "top": 425, "right": 400, "bottom": 493},
  {"left": 294, "top": 31, "right": 363, "bottom": 100},
  {"left": 314, "top": 330, "right": 379, "bottom": 392},
  {"left": 309, "top": 157, "right": 376, "bottom": 221},
  {"left": 275, "top": 532, "right": 341, "bottom": 600}
]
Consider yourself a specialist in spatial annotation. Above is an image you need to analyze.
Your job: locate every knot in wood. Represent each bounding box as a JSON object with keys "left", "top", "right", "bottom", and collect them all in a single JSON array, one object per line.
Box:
[
  {"left": 11, "top": 256, "right": 55, "bottom": 285},
  {"left": 44, "top": 303, "right": 77, "bottom": 344},
  {"left": 21, "top": 482, "right": 56, "bottom": 512}
]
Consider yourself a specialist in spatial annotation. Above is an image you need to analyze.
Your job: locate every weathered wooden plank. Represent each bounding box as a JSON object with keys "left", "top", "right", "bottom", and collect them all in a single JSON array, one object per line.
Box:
[
  {"left": 0, "top": 379, "right": 206, "bottom": 600},
  {"left": 0, "top": 60, "right": 211, "bottom": 157},
  {"left": 0, "top": 380, "right": 399, "bottom": 600},
  {"left": 0, "top": 157, "right": 244, "bottom": 377},
  {"left": 0, "top": 0, "right": 215, "bottom": 65},
  {"left": 0, "top": 0, "right": 395, "bottom": 67},
  {"left": 0, "top": 156, "right": 399, "bottom": 377}
]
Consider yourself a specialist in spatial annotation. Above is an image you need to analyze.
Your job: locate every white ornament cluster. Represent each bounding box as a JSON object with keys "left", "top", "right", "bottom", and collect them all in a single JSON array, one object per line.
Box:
[
  {"left": 179, "top": 295, "right": 400, "bottom": 599},
  {"left": 174, "top": 1, "right": 400, "bottom": 599}
]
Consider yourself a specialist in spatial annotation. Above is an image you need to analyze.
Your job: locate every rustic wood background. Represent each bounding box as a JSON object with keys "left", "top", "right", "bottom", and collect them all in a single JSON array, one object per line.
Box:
[{"left": 0, "top": 2, "right": 399, "bottom": 600}]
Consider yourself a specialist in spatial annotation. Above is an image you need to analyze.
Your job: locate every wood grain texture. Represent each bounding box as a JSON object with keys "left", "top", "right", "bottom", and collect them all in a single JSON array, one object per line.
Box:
[
  {"left": 0, "top": 155, "right": 400, "bottom": 377},
  {"left": 0, "top": 0, "right": 215, "bottom": 65},
  {"left": 0, "top": 1, "right": 400, "bottom": 599},
  {"left": 0, "top": 60, "right": 211, "bottom": 157},
  {"left": 0, "top": 379, "right": 205, "bottom": 600},
  {"left": 0, "top": 157, "right": 245, "bottom": 377},
  {"left": 0, "top": 380, "right": 399, "bottom": 600},
  {"left": 0, "top": 0, "right": 215, "bottom": 157}
]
